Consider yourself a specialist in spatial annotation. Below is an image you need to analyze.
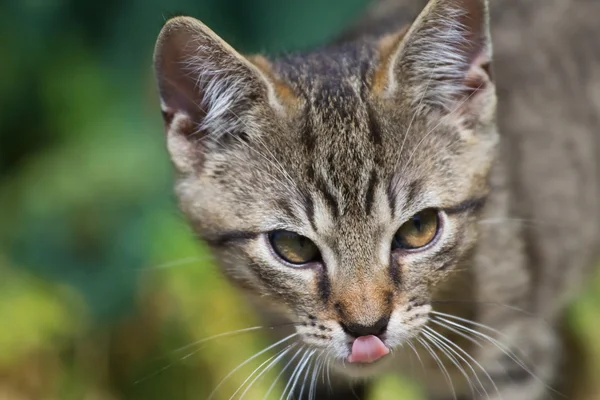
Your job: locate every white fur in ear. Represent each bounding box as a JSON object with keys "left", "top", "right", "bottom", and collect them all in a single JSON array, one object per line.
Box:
[
  {"left": 384, "top": 0, "right": 493, "bottom": 112},
  {"left": 153, "top": 17, "right": 283, "bottom": 172}
]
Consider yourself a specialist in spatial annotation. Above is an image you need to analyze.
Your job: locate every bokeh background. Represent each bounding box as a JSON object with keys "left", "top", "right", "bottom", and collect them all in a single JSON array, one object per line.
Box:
[{"left": 2, "top": 0, "right": 600, "bottom": 399}]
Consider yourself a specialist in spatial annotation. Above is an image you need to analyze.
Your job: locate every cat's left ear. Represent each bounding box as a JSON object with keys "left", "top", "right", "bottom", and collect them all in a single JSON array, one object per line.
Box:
[{"left": 375, "top": 0, "right": 494, "bottom": 118}]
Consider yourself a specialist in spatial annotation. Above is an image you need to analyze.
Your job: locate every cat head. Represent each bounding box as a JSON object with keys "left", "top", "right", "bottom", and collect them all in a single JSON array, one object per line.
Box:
[{"left": 153, "top": 0, "right": 496, "bottom": 375}]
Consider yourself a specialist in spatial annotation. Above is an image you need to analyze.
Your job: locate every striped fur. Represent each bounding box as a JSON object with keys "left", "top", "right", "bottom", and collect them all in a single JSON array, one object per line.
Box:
[{"left": 153, "top": 0, "right": 600, "bottom": 398}]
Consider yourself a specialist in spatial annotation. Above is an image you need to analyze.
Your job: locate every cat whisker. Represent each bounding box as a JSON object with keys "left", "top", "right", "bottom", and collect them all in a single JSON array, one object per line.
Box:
[
  {"left": 134, "top": 325, "right": 297, "bottom": 386},
  {"left": 431, "top": 318, "right": 524, "bottom": 393},
  {"left": 237, "top": 343, "right": 296, "bottom": 400},
  {"left": 282, "top": 349, "right": 315, "bottom": 400},
  {"left": 350, "top": 384, "right": 361, "bottom": 400},
  {"left": 170, "top": 322, "right": 300, "bottom": 356},
  {"left": 320, "top": 351, "right": 327, "bottom": 386},
  {"left": 430, "top": 318, "right": 484, "bottom": 349},
  {"left": 431, "top": 313, "right": 566, "bottom": 398},
  {"left": 291, "top": 349, "right": 317, "bottom": 400},
  {"left": 309, "top": 352, "right": 326, "bottom": 400},
  {"left": 280, "top": 349, "right": 310, "bottom": 400},
  {"left": 326, "top": 358, "right": 333, "bottom": 395},
  {"left": 133, "top": 326, "right": 278, "bottom": 384},
  {"left": 418, "top": 336, "right": 458, "bottom": 400},
  {"left": 425, "top": 325, "right": 499, "bottom": 399},
  {"left": 421, "top": 327, "right": 481, "bottom": 399},
  {"left": 263, "top": 346, "right": 305, "bottom": 400},
  {"left": 298, "top": 351, "right": 316, "bottom": 400},
  {"left": 406, "top": 339, "right": 427, "bottom": 373},
  {"left": 207, "top": 332, "right": 299, "bottom": 400},
  {"left": 431, "top": 300, "right": 551, "bottom": 326}
]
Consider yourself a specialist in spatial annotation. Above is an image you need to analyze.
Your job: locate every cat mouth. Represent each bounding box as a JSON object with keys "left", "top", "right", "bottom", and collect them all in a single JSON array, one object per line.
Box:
[{"left": 347, "top": 335, "right": 390, "bottom": 364}]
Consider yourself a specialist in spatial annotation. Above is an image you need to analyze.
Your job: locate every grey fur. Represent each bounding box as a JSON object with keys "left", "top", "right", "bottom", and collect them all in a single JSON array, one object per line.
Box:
[{"left": 153, "top": 0, "right": 600, "bottom": 399}]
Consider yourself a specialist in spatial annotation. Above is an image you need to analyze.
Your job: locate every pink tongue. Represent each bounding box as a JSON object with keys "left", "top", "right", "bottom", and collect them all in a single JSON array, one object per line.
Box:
[{"left": 347, "top": 335, "right": 390, "bottom": 363}]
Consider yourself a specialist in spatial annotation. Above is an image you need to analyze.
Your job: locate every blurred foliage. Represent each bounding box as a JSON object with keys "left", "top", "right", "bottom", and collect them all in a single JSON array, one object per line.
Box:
[{"left": 1, "top": 0, "right": 600, "bottom": 399}]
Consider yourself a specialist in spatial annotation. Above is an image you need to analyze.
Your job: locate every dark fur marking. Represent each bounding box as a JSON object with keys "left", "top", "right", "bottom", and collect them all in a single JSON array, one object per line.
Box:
[
  {"left": 306, "top": 164, "right": 316, "bottom": 181},
  {"left": 302, "top": 112, "right": 316, "bottom": 154},
  {"left": 387, "top": 179, "right": 398, "bottom": 217},
  {"left": 367, "top": 105, "right": 382, "bottom": 145},
  {"left": 204, "top": 231, "right": 259, "bottom": 247},
  {"left": 316, "top": 177, "right": 340, "bottom": 217},
  {"left": 161, "top": 110, "right": 175, "bottom": 126},
  {"left": 317, "top": 267, "right": 331, "bottom": 302},
  {"left": 385, "top": 291, "right": 393, "bottom": 306},
  {"left": 389, "top": 254, "right": 401, "bottom": 288},
  {"left": 303, "top": 191, "right": 317, "bottom": 232},
  {"left": 406, "top": 179, "right": 423, "bottom": 206},
  {"left": 443, "top": 196, "right": 488, "bottom": 214},
  {"left": 276, "top": 198, "right": 298, "bottom": 223},
  {"left": 365, "top": 169, "right": 378, "bottom": 215},
  {"left": 409, "top": 297, "right": 426, "bottom": 307}
]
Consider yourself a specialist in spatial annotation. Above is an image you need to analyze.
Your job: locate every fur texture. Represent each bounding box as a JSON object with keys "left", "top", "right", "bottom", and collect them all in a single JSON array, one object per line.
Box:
[{"left": 152, "top": 0, "right": 600, "bottom": 398}]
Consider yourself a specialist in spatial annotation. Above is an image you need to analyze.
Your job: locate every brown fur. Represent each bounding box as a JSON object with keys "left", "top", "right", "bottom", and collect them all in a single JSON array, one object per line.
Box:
[{"left": 152, "top": 0, "right": 600, "bottom": 398}]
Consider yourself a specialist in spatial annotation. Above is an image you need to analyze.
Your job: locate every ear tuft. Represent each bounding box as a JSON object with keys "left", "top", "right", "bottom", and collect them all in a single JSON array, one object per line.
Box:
[
  {"left": 153, "top": 17, "right": 282, "bottom": 172},
  {"left": 380, "top": 0, "right": 493, "bottom": 114}
]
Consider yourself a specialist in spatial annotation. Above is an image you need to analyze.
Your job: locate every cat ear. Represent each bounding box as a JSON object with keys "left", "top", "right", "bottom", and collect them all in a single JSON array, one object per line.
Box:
[
  {"left": 376, "top": 0, "right": 493, "bottom": 116},
  {"left": 153, "top": 17, "right": 284, "bottom": 173}
]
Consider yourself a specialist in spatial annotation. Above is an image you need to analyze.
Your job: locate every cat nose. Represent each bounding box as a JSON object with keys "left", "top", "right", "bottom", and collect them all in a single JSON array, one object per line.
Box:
[{"left": 341, "top": 315, "right": 390, "bottom": 338}]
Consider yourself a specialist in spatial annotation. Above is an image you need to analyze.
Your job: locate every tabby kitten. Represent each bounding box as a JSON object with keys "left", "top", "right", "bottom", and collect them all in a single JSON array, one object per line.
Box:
[{"left": 152, "top": 0, "right": 600, "bottom": 398}]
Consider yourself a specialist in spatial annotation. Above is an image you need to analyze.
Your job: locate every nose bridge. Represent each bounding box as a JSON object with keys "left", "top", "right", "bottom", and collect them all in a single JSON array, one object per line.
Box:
[
  {"left": 331, "top": 221, "right": 392, "bottom": 325},
  {"left": 333, "top": 265, "right": 393, "bottom": 326}
]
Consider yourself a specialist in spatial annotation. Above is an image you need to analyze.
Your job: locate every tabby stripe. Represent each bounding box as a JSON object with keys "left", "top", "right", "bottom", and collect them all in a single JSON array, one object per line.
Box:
[
  {"left": 389, "top": 254, "right": 402, "bottom": 288},
  {"left": 317, "top": 267, "right": 331, "bottom": 302},
  {"left": 367, "top": 105, "right": 382, "bottom": 145},
  {"left": 443, "top": 196, "right": 487, "bottom": 215},
  {"left": 316, "top": 177, "right": 340, "bottom": 217},
  {"left": 387, "top": 179, "right": 398, "bottom": 218},
  {"left": 303, "top": 191, "right": 318, "bottom": 232},
  {"left": 302, "top": 109, "right": 316, "bottom": 153},
  {"left": 276, "top": 198, "right": 300, "bottom": 224},
  {"left": 364, "top": 169, "right": 378, "bottom": 215},
  {"left": 405, "top": 179, "right": 423, "bottom": 206}
]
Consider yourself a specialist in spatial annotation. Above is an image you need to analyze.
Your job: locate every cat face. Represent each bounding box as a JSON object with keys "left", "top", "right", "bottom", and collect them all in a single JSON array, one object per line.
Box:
[{"left": 154, "top": 0, "right": 497, "bottom": 375}]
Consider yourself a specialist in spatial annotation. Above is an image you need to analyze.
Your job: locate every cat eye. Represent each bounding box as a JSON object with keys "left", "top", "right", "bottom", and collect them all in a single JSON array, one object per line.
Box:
[
  {"left": 268, "top": 230, "right": 321, "bottom": 265},
  {"left": 392, "top": 209, "right": 440, "bottom": 250}
]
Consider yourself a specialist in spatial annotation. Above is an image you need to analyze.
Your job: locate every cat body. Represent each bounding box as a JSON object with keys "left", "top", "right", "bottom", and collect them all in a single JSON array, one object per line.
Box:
[{"left": 153, "top": 0, "right": 600, "bottom": 398}]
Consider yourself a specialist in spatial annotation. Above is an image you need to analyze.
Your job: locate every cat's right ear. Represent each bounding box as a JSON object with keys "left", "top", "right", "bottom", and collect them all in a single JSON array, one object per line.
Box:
[{"left": 153, "top": 17, "right": 285, "bottom": 173}]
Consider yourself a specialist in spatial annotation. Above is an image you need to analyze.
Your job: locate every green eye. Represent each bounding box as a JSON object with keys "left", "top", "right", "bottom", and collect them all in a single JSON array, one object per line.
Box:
[
  {"left": 392, "top": 209, "right": 440, "bottom": 250},
  {"left": 268, "top": 231, "right": 321, "bottom": 265}
]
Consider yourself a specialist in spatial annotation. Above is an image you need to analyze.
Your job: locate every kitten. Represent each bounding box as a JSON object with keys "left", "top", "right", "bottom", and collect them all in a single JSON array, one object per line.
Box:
[{"left": 152, "top": 0, "right": 600, "bottom": 399}]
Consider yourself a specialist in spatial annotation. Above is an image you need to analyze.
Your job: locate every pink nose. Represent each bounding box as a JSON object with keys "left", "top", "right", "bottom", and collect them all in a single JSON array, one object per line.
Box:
[{"left": 347, "top": 335, "right": 390, "bottom": 363}]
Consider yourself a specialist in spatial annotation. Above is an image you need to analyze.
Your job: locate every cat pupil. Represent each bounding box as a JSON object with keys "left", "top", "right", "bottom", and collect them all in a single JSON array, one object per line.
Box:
[{"left": 413, "top": 216, "right": 422, "bottom": 231}]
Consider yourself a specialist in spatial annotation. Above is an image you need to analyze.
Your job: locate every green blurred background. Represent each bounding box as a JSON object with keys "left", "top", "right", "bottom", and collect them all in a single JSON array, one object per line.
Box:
[{"left": 1, "top": 0, "right": 600, "bottom": 399}]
